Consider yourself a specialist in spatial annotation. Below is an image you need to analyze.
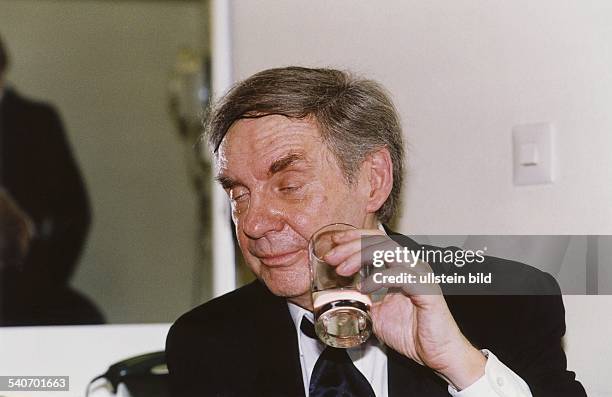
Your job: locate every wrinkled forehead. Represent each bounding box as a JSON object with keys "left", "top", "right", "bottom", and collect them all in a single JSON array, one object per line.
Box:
[{"left": 215, "top": 115, "right": 326, "bottom": 175}]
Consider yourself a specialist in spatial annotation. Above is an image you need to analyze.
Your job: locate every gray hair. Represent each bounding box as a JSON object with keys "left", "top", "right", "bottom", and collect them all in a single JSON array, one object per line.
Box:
[{"left": 204, "top": 66, "right": 404, "bottom": 224}]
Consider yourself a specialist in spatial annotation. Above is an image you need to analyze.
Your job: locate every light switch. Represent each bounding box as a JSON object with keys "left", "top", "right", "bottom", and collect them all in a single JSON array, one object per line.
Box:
[{"left": 512, "top": 123, "right": 555, "bottom": 185}]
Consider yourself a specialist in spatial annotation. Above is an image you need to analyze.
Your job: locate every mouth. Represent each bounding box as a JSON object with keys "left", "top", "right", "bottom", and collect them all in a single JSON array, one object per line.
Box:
[{"left": 258, "top": 249, "right": 306, "bottom": 267}]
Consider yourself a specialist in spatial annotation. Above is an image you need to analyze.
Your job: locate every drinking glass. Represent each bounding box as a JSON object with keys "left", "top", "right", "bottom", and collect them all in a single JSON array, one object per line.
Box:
[{"left": 309, "top": 223, "right": 372, "bottom": 348}]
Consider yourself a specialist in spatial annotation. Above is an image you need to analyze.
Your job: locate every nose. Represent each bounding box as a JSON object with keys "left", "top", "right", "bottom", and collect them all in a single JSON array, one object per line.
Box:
[{"left": 240, "top": 192, "right": 284, "bottom": 239}]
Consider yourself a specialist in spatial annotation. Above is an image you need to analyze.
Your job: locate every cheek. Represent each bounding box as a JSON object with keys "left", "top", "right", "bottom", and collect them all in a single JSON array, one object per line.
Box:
[
  {"left": 235, "top": 229, "right": 260, "bottom": 270},
  {"left": 314, "top": 178, "right": 368, "bottom": 226},
  {"left": 286, "top": 181, "right": 363, "bottom": 240},
  {"left": 286, "top": 186, "right": 332, "bottom": 233}
]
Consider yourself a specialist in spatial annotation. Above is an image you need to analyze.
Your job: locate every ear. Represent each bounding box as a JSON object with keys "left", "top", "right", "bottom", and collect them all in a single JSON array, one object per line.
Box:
[{"left": 364, "top": 147, "right": 393, "bottom": 215}]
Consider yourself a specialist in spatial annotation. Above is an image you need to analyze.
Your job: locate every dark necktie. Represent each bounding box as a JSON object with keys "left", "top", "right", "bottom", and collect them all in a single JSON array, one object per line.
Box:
[{"left": 300, "top": 316, "right": 377, "bottom": 397}]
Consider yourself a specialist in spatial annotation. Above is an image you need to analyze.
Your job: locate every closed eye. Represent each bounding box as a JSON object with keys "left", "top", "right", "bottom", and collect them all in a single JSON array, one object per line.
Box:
[
  {"left": 279, "top": 185, "right": 302, "bottom": 192},
  {"left": 229, "top": 187, "right": 249, "bottom": 202}
]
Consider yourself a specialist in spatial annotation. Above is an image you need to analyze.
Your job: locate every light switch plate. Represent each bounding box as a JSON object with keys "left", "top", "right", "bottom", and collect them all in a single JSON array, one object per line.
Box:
[{"left": 512, "top": 123, "right": 555, "bottom": 185}]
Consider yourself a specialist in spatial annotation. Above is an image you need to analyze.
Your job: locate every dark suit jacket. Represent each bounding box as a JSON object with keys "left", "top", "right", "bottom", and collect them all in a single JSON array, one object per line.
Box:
[
  {"left": 0, "top": 88, "right": 103, "bottom": 325},
  {"left": 166, "top": 234, "right": 586, "bottom": 397}
]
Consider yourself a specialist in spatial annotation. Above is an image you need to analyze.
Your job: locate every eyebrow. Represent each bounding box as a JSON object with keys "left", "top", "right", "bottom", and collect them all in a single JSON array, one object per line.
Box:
[
  {"left": 215, "top": 174, "right": 238, "bottom": 190},
  {"left": 268, "top": 152, "right": 307, "bottom": 175},
  {"left": 215, "top": 152, "right": 308, "bottom": 190}
]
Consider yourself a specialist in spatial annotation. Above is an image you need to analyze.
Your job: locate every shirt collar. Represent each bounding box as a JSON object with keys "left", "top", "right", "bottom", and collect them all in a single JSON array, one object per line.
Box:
[{"left": 287, "top": 301, "right": 313, "bottom": 331}]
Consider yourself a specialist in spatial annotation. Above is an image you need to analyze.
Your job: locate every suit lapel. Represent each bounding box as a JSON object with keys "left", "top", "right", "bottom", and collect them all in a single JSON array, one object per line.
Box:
[
  {"left": 251, "top": 281, "right": 306, "bottom": 397},
  {"left": 387, "top": 349, "right": 415, "bottom": 395}
]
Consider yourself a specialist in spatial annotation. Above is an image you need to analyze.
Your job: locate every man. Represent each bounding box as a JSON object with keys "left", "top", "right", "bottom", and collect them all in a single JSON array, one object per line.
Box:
[
  {"left": 0, "top": 35, "right": 103, "bottom": 325},
  {"left": 166, "top": 67, "right": 585, "bottom": 396}
]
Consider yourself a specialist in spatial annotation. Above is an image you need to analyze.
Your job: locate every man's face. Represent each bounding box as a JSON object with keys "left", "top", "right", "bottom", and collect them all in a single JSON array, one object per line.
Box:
[{"left": 216, "top": 115, "right": 371, "bottom": 302}]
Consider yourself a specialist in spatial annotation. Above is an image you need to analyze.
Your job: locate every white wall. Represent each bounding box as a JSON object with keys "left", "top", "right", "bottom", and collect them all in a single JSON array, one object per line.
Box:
[
  {"left": 0, "top": 324, "right": 171, "bottom": 397},
  {"left": 226, "top": 1, "right": 612, "bottom": 394},
  {"left": 228, "top": 0, "right": 612, "bottom": 235},
  {"left": 1, "top": 0, "right": 205, "bottom": 323},
  {"left": 564, "top": 296, "right": 612, "bottom": 397}
]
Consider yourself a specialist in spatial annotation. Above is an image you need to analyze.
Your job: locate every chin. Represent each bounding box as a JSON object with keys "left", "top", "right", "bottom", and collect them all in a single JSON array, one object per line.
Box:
[{"left": 259, "top": 266, "right": 310, "bottom": 298}]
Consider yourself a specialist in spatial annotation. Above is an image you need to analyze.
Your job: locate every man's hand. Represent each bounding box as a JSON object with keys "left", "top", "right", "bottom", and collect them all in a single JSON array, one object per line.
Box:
[
  {"left": 323, "top": 228, "right": 486, "bottom": 390},
  {"left": 0, "top": 188, "right": 35, "bottom": 268}
]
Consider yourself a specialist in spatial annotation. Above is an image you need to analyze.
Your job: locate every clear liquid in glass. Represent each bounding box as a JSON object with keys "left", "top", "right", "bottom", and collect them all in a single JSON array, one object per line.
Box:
[{"left": 312, "top": 289, "right": 372, "bottom": 348}]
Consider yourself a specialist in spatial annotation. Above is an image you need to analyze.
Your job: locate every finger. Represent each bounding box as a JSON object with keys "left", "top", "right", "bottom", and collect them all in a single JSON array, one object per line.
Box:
[
  {"left": 335, "top": 249, "right": 363, "bottom": 276},
  {"left": 323, "top": 238, "right": 361, "bottom": 266},
  {"left": 325, "top": 231, "right": 432, "bottom": 278},
  {"left": 336, "top": 236, "right": 418, "bottom": 276},
  {"left": 336, "top": 237, "right": 401, "bottom": 276},
  {"left": 330, "top": 228, "right": 385, "bottom": 244},
  {"left": 325, "top": 234, "right": 391, "bottom": 265}
]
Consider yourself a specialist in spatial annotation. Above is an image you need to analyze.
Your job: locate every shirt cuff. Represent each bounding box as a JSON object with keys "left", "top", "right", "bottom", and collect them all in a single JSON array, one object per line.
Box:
[{"left": 447, "top": 349, "right": 532, "bottom": 397}]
